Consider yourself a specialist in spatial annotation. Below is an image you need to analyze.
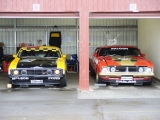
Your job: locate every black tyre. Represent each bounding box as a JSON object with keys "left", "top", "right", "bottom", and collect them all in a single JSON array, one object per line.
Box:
[
  {"left": 90, "top": 66, "right": 95, "bottom": 76},
  {"left": 144, "top": 78, "right": 152, "bottom": 85},
  {"left": 96, "top": 72, "right": 103, "bottom": 84},
  {"left": 59, "top": 75, "right": 67, "bottom": 87}
]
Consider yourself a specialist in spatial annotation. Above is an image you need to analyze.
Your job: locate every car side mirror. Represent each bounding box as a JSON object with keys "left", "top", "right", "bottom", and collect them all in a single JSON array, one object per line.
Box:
[
  {"left": 13, "top": 54, "right": 17, "bottom": 58},
  {"left": 93, "top": 53, "right": 97, "bottom": 57},
  {"left": 141, "top": 54, "right": 145, "bottom": 57},
  {"left": 62, "top": 54, "right": 66, "bottom": 58}
]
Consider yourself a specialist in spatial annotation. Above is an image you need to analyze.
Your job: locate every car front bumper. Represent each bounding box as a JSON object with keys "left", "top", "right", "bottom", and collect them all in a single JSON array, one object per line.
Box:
[
  {"left": 9, "top": 75, "right": 65, "bottom": 86},
  {"left": 99, "top": 75, "right": 152, "bottom": 84}
]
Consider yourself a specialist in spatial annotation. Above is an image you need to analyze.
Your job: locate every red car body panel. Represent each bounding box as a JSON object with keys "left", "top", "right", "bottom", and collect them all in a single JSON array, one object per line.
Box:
[{"left": 89, "top": 45, "right": 154, "bottom": 85}]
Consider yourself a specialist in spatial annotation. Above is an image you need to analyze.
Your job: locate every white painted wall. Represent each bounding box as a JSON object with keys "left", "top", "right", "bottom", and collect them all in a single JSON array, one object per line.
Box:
[{"left": 138, "top": 19, "right": 160, "bottom": 79}]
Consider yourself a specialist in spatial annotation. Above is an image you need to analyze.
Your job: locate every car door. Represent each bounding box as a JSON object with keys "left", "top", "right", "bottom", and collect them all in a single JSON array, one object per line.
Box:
[{"left": 91, "top": 48, "right": 100, "bottom": 72}]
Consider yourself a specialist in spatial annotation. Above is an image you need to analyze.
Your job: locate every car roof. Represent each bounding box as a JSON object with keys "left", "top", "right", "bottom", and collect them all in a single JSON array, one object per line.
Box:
[
  {"left": 99, "top": 45, "right": 138, "bottom": 49},
  {"left": 20, "top": 46, "right": 60, "bottom": 51}
]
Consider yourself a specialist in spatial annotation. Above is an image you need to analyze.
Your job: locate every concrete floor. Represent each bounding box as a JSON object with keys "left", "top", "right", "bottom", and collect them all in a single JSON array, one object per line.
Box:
[{"left": 1, "top": 72, "right": 160, "bottom": 120}]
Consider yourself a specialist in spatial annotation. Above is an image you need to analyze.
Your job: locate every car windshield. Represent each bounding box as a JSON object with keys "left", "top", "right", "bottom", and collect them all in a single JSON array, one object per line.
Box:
[
  {"left": 99, "top": 47, "right": 141, "bottom": 56},
  {"left": 17, "top": 50, "right": 61, "bottom": 58}
]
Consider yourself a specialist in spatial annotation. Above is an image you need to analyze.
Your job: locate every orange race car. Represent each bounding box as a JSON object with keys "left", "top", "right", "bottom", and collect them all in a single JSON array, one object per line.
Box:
[{"left": 89, "top": 45, "right": 154, "bottom": 85}]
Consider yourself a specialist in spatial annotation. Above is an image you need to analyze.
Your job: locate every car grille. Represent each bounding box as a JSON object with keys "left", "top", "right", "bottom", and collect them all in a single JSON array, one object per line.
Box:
[
  {"left": 26, "top": 70, "right": 48, "bottom": 75},
  {"left": 11, "top": 68, "right": 63, "bottom": 76},
  {"left": 114, "top": 66, "right": 143, "bottom": 72}
]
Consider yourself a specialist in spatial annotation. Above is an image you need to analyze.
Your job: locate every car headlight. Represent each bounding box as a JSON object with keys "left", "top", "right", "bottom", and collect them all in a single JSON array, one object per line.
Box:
[
  {"left": 54, "top": 69, "right": 60, "bottom": 75},
  {"left": 101, "top": 67, "right": 108, "bottom": 73},
  {"left": 145, "top": 67, "right": 152, "bottom": 73},
  {"left": 110, "top": 67, "right": 116, "bottom": 72},
  {"left": 13, "top": 70, "right": 19, "bottom": 75},
  {"left": 138, "top": 67, "right": 144, "bottom": 73}
]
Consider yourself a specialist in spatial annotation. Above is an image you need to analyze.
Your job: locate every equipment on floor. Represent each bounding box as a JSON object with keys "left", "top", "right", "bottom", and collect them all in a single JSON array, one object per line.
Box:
[
  {"left": 3, "top": 55, "right": 14, "bottom": 73},
  {"left": 66, "top": 54, "right": 79, "bottom": 73},
  {"left": 3, "top": 61, "right": 10, "bottom": 73},
  {"left": 0, "top": 47, "right": 3, "bottom": 63},
  {"left": 0, "top": 42, "right": 4, "bottom": 72}
]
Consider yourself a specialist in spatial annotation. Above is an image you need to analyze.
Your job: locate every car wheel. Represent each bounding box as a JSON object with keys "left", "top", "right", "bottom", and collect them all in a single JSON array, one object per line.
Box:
[
  {"left": 96, "top": 72, "right": 103, "bottom": 84},
  {"left": 90, "top": 66, "right": 95, "bottom": 76},
  {"left": 59, "top": 75, "right": 67, "bottom": 87},
  {"left": 144, "top": 78, "right": 152, "bottom": 86}
]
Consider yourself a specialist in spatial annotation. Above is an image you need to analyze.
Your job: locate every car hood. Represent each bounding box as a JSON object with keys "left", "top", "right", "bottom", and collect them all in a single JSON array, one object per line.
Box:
[
  {"left": 17, "top": 57, "right": 57, "bottom": 68},
  {"left": 101, "top": 56, "right": 153, "bottom": 66}
]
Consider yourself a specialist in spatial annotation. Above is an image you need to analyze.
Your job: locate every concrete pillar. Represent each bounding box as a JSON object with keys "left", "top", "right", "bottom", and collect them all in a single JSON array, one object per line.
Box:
[{"left": 79, "top": 10, "right": 89, "bottom": 91}]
